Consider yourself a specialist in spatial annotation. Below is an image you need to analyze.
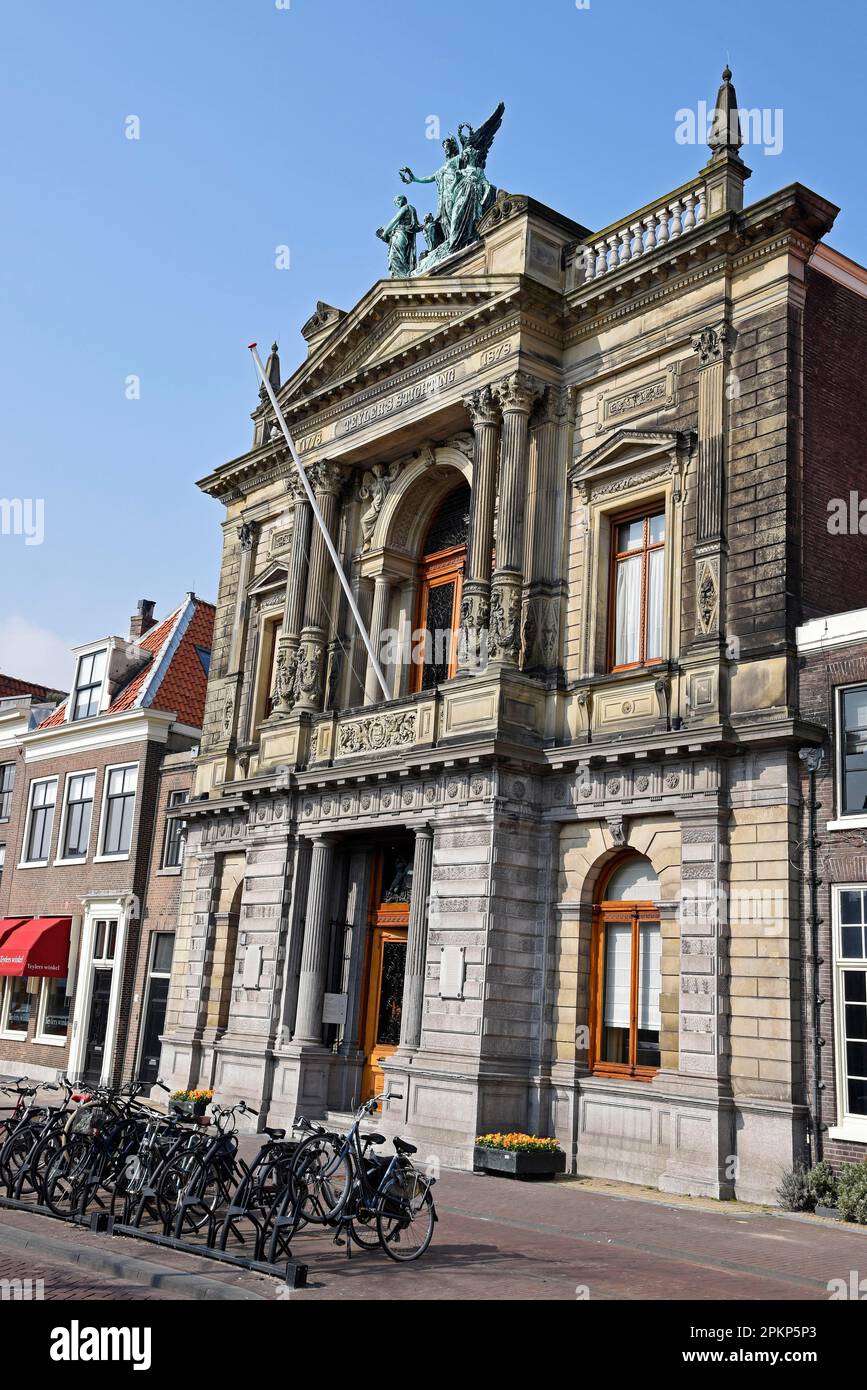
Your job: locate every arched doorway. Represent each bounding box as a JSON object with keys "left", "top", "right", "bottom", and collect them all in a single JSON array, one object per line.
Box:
[
  {"left": 589, "top": 854, "right": 661, "bottom": 1079},
  {"left": 411, "top": 482, "right": 470, "bottom": 691}
]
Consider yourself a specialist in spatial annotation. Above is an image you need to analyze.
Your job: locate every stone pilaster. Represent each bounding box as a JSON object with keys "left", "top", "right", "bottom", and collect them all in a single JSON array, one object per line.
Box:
[
  {"left": 294, "top": 462, "right": 344, "bottom": 712},
  {"left": 459, "top": 384, "right": 500, "bottom": 672},
  {"left": 397, "top": 826, "right": 434, "bottom": 1052},
  {"left": 273, "top": 478, "right": 312, "bottom": 713},
  {"left": 292, "top": 836, "right": 336, "bottom": 1044},
  {"left": 489, "top": 371, "right": 542, "bottom": 667},
  {"left": 280, "top": 837, "right": 312, "bottom": 1039},
  {"left": 690, "top": 321, "right": 732, "bottom": 647},
  {"left": 669, "top": 813, "right": 731, "bottom": 1088},
  {"left": 364, "top": 574, "right": 393, "bottom": 704}
]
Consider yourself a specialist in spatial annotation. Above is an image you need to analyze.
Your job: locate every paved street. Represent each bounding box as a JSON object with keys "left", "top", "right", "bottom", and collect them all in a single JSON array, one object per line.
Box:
[{"left": 2, "top": 1170, "right": 866, "bottom": 1302}]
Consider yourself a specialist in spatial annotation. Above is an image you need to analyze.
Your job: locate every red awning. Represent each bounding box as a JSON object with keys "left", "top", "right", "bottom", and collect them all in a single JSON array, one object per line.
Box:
[
  {"left": 0, "top": 917, "right": 71, "bottom": 978},
  {"left": 0, "top": 918, "right": 30, "bottom": 950}
]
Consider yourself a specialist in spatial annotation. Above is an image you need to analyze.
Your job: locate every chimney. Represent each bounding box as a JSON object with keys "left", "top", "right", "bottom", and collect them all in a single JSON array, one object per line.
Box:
[{"left": 130, "top": 599, "right": 157, "bottom": 642}]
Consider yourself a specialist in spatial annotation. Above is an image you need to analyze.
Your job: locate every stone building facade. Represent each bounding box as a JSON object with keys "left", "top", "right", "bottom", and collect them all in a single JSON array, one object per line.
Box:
[{"left": 159, "top": 75, "right": 867, "bottom": 1203}]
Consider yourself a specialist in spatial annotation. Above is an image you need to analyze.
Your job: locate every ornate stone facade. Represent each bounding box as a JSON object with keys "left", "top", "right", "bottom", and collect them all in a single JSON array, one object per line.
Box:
[{"left": 158, "top": 76, "right": 867, "bottom": 1205}]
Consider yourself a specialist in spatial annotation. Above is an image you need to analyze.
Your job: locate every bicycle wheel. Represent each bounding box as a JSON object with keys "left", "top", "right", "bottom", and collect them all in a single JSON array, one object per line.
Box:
[
  {"left": 376, "top": 1171, "right": 435, "bottom": 1262},
  {"left": 43, "top": 1138, "right": 93, "bottom": 1217},
  {"left": 2, "top": 1128, "right": 38, "bottom": 1197},
  {"left": 158, "top": 1153, "right": 225, "bottom": 1233},
  {"left": 291, "top": 1134, "right": 352, "bottom": 1225}
]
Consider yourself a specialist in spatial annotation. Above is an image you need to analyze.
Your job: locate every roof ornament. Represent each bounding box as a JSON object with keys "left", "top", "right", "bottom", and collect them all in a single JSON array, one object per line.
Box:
[
  {"left": 708, "top": 65, "right": 742, "bottom": 154},
  {"left": 378, "top": 102, "right": 505, "bottom": 277},
  {"left": 259, "top": 341, "right": 281, "bottom": 403}
]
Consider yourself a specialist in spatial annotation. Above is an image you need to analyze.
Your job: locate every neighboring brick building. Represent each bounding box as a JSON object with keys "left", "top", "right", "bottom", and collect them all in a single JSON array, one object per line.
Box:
[
  {"left": 0, "top": 595, "right": 213, "bottom": 1085},
  {"left": 797, "top": 609, "right": 867, "bottom": 1168}
]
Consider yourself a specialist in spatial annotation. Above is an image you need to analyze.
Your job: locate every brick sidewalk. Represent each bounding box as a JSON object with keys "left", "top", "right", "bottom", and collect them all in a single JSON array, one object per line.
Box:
[{"left": 2, "top": 1168, "right": 866, "bottom": 1302}]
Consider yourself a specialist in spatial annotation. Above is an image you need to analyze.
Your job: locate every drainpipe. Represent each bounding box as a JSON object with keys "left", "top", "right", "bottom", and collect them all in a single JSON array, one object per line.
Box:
[{"left": 798, "top": 746, "right": 825, "bottom": 1166}]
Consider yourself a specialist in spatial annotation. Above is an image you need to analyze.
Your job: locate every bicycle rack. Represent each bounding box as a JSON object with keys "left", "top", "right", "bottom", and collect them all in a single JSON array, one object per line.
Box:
[{"left": 111, "top": 1220, "right": 308, "bottom": 1288}]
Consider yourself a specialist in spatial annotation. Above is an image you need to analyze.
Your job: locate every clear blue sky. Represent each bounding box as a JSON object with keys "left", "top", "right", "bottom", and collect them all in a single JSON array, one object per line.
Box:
[{"left": 2, "top": 0, "right": 865, "bottom": 688}]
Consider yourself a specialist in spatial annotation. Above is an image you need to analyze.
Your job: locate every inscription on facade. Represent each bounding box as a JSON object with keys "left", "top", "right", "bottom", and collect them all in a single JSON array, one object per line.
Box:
[{"left": 339, "top": 367, "right": 460, "bottom": 435}]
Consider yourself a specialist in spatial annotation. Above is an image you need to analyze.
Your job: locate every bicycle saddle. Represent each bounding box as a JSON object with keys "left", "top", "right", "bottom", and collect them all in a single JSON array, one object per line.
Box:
[
  {"left": 363, "top": 1133, "right": 386, "bottom": 1146},
  {"left": 393, "top": 1137, "right": 417, "bottom": 1155},
  {"left": 264, "top": 1126, "right": 286, "bottom": 1140}
]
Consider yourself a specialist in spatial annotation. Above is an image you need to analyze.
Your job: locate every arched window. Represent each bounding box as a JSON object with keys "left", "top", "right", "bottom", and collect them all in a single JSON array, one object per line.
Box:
[
  {"left": 411, "top": 483, "right": 470, "bottom": 692},
  {"left": 590, "top": 854, "right": 661, "bottom": 1078}
]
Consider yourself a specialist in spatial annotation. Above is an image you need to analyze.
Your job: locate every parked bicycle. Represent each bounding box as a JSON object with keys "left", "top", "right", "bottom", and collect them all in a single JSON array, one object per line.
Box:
[{"left": 285, "top": 1091, "right": 436, "bottom": 1261}]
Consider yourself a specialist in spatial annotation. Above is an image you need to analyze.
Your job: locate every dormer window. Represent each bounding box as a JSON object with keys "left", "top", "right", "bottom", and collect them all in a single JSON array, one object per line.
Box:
[{"left": 72, "top": 649, "right": 107, "bottom": 721}]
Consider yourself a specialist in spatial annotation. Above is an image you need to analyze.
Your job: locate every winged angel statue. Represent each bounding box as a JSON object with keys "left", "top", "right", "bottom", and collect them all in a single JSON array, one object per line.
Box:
[{"left": 377, "top": 103, "right": 505, "bottom": 277}]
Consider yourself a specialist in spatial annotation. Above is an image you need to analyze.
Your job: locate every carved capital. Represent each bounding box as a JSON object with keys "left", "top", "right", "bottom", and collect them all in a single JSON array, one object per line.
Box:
[
  {"left": 691, "top": 321, "right": 732, "bottom": 368},
  {"left": 495, "top": 370, "right": 543, "bottom": 416},
  {"left": 463, "top": 383, "right": 501, "bottom": 430},
  {"left": 237, "top": 521, "right": 257, "bottom": 552},
  {"left": 307, "top": 459, "right": 346, "bottom": 497}
]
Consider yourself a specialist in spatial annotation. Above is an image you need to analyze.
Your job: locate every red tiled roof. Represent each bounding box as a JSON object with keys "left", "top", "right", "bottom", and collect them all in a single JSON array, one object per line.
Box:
[
  {"left": 37, "top": 597, "right": 214, "bottom": 732},
  {"left": 0, "top": 674, "right": 66, "bottom": 702}
]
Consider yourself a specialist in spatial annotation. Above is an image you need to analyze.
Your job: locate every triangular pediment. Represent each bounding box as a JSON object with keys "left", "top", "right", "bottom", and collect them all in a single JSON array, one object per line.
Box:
[
  {"left": 274, "top": 274, "right": 518, "bottom": 416},
  {"left": 571, "top": 427, "right": 695, "bottom": 484},
  {"left": 247, "top": 560, "right": 288, "bottom": 597}
]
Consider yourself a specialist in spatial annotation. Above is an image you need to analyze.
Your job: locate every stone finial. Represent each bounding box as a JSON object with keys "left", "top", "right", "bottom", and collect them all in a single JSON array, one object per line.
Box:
[
  {"left": 265, "top": 341, "right": 281, "bottom": 392},
  {"left": 708, "top": 65, "right": 742, "bottom": 155}
]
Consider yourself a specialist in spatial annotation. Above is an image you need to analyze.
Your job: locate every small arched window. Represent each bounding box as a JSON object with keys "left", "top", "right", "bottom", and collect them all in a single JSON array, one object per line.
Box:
[
  {"left": 411, "top": 483, "right": 470, "bottom": 692},
  {"left": 591, "top": 854, "right": 661, "bottom": 1078}
]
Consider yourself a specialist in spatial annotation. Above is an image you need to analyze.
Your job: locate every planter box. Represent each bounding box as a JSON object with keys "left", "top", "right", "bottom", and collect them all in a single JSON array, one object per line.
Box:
[{"left": 473, "top": 1146, "right": 566, "bottom": 1180}]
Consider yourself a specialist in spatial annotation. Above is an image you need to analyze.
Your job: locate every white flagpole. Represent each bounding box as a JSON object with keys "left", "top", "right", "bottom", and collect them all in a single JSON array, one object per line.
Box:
[{"left": 248, "top": 342, "right": 390, "bottom": 702}]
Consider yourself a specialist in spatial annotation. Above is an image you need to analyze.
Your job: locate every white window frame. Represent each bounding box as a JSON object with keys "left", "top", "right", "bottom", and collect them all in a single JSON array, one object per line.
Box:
[
  {"left": 0, "top": 761, "right": 15, "bottom": 822},
  {"left": 0, "top": 976, "right": 35, "bottom": 1041},
  {"left": 829, "top": 884, "right": 867, "bottom": 1143},
  {"left": 828, "top": 683, "right": 867, "bottom": 830},
  {"left": 18, "top": 775, "right": 58, "bottom": 867},
  {"left": 66, "top": 898, "right": 131, "bottom": 1084},
  {"left": 160, "top": 790, "right": 188, "bottom": 872},
  {"left": 53, "top": 767, "right": 97, "bottom": 866},
  {"left": 66, "top": 642, "right": 110, "bottom": 724},
  {"left": 134, "top": 930, "right": 175, "bottom": 1080},
  {"left": 0, "top": 843, "right": 5, "bottom": 887},
  {"left": 94, "top": 761, "right": 139, "bottom": 863},
  {"left": 34, "top": 975, "right": 71, "bottom": 1047}
]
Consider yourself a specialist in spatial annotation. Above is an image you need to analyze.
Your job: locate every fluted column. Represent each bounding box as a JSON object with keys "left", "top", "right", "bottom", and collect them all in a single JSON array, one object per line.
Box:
[
  {"left": 292, "top": 836, "right": 336, "bottom": 1045},
  {"left": 459, "top": 384, "right": 501, "bottom": 672},
  {"left": 294, "top": 461, "right": 344, "bottom": 712},
  {"left": 397, "top": 826, "right": 434, "bottom": 1052},
  {"left": 489, "top": 372, "right": 541, "bottom": 667},
  {"left": 273, "top": 479, "right": 313, "bottom": 713},
  {"left": 364, "top": 574, "right": 393, "bottom": 705}
]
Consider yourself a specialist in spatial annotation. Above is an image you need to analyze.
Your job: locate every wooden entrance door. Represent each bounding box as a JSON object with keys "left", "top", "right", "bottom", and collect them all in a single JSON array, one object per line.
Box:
[{"left": 360, "top": 844, "right": 412, "bottom": 1100}]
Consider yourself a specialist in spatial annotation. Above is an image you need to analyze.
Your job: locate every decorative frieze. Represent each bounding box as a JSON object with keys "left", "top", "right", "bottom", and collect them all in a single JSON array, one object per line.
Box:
[{"left": 336, "top": 708, "right": 417, "bottom": 756}]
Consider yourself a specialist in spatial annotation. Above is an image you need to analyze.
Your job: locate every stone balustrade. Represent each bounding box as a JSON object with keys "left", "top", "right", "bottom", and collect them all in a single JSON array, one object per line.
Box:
[{"left": 576, "top": 183, "right": 707, "bottom": 285}]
